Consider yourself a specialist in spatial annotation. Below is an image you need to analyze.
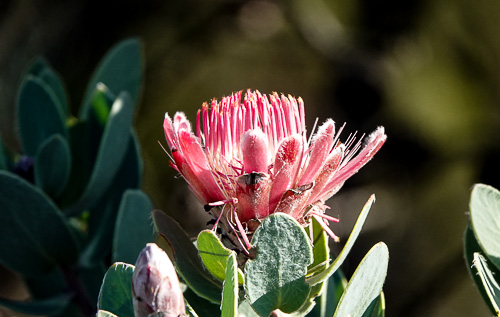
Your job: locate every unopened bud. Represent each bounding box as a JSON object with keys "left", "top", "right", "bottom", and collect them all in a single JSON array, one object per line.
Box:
[{"left": 132, "top": 243, "right": 186, "bottom": 317}]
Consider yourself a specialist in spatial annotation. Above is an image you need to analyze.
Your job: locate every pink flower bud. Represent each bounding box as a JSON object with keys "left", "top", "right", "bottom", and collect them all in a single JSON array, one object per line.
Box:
[{"left": 132, "top": 243, "right": 186, "bottom": 317}]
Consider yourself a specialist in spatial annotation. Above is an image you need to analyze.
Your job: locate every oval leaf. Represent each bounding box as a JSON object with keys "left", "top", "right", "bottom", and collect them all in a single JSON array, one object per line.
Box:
[
  {"left": 473, "top": 252, "right": 500, "bottom": 315},
  {"left": 65, "top": 92, "right": 135, "bottom": 215},
  {"left": 470, "top": 184, "right": 500, "bottom": 270},
  {"left": 79, "top": 132, "right": 143, "bottom": 266},
  {"left": 98, "top": 262, "right": 135, "bottom": 317},
  {"left": 333, "top": 242, "right": 389, "bottom": 317},
  {"left": 80, "top": 39, "right": 142, "bottom": 120},
  {"left": 197, "top": 230, "right": 244, "bottom": 284},
  {"left": 245, "top": 213, "right": 313, "bottom": 316},
  {"left": 464, "top": 223, "right": 498, "bottom": 315},
  {"left": 0, "top": 171, "right": 79, "bottom": 277},
  {"left": 34, "top": 134, "right": 71, "bottom": 198},
  {"left": 25, "top": 58, "right": 69, "bottom": 117},
  {"left": 112, "top": 189, "right": 154, "bottom": 264},
  {"left": 17, "top": 76, "right": 67, "bottom": 156}
]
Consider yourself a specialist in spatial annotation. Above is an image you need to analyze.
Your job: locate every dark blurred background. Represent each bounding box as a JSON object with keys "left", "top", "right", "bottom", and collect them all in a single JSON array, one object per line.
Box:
[{"left": 1, "top": 0, "right": 500, "bottom": 316}]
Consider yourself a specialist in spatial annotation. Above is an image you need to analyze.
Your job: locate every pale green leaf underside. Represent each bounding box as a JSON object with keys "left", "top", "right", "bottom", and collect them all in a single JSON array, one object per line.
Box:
[
  {"left": 334, "top": 242, "right": 389, "bottom": 317},
  {"left": 470, "top": 184, "right": 500, "bottom": 270}
]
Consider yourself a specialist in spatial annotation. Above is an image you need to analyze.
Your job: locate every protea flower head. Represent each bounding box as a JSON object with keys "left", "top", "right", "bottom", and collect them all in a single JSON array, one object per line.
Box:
[{"left": 163, "top": 90, "right": 386, "bottom": 248}]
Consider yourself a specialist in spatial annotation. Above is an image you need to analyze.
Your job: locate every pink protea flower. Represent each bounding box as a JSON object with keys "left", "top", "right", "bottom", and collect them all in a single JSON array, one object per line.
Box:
[{"left": 163, "top": 90, "right": 386, "bottom": 246}]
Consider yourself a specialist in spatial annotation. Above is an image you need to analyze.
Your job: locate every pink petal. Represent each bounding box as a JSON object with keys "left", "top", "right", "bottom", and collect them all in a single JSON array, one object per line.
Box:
[
  {"left": 173, "top": 112, "right": 191, "bottom": 133},
  {"left": 319, "top": 127, "right": 386, "bottom": 200},
  {"left": 236, "top": 172, "right": 271, "bottom": 223},
  {"left": 269, "top": 134, "right": 304, "bottom": 212},
  {"left": 177, "top": 130, "right": 225, "bottom": 202},
  {"left": 298, "top": 119, "right": 335, "bottom": 186},
  {"left": 163, "top": 113, "right": 177, "bottom": 149},
  {"left": 308, "top": 145, "right": 344, "bottom": 204},
  {"left": 171, "top": 149, "right": 208, "bottom": 203},
  {"left": 241, "top": 129, "right": 270, "bottom": 174}
]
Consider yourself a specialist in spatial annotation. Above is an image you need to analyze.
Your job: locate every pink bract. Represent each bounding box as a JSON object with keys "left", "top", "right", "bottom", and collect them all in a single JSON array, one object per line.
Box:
[{"left": 163, "top": 90, "right": 386, "bottom": 242}]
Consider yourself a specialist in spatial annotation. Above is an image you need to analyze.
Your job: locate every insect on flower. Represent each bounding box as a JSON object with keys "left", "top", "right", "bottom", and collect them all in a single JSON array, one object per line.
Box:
[{"left": 163, "top": 90, "right": 386, "bottom": 251}]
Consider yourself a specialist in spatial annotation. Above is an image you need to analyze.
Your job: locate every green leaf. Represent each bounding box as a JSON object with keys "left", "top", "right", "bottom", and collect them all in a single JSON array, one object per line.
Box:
[
  {"left": 0, "top": 293, "right": 72, "bottom": 316},
  {"left": 91, "top": 83, "right": 116, "bottom": 125},
  {"left": 245, "top": 213, "right": 313, "bottom": 316},
  {"left": 80, "top": 39, "right": 143, "bottom": 120},
  {"left": 197, "top": 230, "right": 244, "bottom": 284},
  {"left": 62, "top": 86, "right": 115, "bottom": 205},
  {"left": 98, "top": 262, "right": 135, "bottom": 317},
  {"left": 238, "top": 300, "right": 260, "bottom": 317},
  {"left": 306, "top": 216, "right": 330, "bottom": 276},
  {"left": 221, "top": 253, "right": 238, "bottom": 317},
  {"left": 470, "top": 184, "right": 500, "bottom": 270},
  {"left": 34, "top": 134, "right": 71, "bottom": 198},
  {"left": 309, "top": 269, "right": 347, "bottom": 317},
  {"left": 25, "top": 58, "right": 69, "bottom": 118},
  {"left": 361, "top": 293, "right": 385, "bottom": 317},
  {"left": 472, "top": 252, "right": 500, "bottom": 315},
  {"left": 65, "top": 92, "right": 135, "bottom": 216},
  {"left": 0, "top": 171, "right": 79, "bottom": 277},
  {"left": 464, "top": 223, "right": 499, "bottom": 315},
  {"left": 17, "top": 75, "right": 67, "bottom": 156},
  {"left": 112, "top": 189, "right": 154, "bottom": 264},
  {"left": 79, "top": 132, "right": 142, "bottom": 267},
  {"left": 97, "top": 310, "right": 119, "bottom": 317},
  {"left": 306, "top": 195, "right": 375, "bottom": 285},
  {"left": 333, "top": 242, "right": 389, "bottom": 317},
  {"left": 152, "top": 210, "right": 223, "bottom": 303}
]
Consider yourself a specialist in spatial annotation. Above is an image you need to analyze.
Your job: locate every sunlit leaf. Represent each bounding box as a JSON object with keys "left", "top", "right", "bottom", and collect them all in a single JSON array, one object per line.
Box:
[
  {"left": 245, "top": 213, "right": 313, "bottom": 316},
  {"left": 464, "top": 222, "right": 498, "bottom": 315},
  {"left": 197, "top": 230, "right": 244, "bottom": 284},
  {"left": 221, "top": 253, "right": 238, "bottom": 317},
  {"left": 333, "top": 242, "right": 389, "bottom": 317},
  {"left": 470, "top": 184, "right": 500, "bottom": 270},
  {"left": 472, "top": 252, "right": 500, "bottom": 315}
]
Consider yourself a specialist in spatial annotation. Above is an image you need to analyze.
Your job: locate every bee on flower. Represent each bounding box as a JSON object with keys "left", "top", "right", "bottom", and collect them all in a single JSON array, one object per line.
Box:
[{"left": 163, "top": 90, "right": 386, "bottom": 252}]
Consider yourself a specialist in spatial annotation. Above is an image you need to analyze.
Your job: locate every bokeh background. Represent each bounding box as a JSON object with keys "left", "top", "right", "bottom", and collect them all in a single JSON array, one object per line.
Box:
[{"left": 1, "top": 0, "right": 500, "bottom": 316}]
